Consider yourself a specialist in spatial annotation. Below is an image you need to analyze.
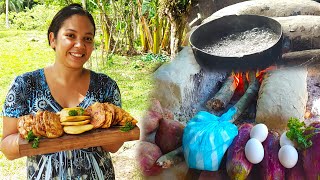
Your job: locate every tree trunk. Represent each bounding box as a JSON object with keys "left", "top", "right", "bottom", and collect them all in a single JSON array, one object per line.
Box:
[
  {"left": 97, "top": 0, "right": 115, "bottom": 53},
  {"left": 152, "top": 14, "right": 160, "bottom": 54},
  {"left": 81, "top": 0, "right": 86, "bottom": 9},
  {"left": 6, "top": 0, "right": 9, "bottom": 28},
  {"left": 170, "top": 20, "right": 179, "bottom": 59},
  {"left": 170, "top": 16, "right": 186, "bottom": 59},
  {"left": 161, "top": 19, "right": 170, "bottom": 52}
]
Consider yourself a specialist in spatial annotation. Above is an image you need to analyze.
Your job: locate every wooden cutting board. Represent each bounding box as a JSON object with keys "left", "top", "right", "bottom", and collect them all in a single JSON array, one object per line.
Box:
[{"left": 19, "top": 127, "right": 140, "bottom": 156}]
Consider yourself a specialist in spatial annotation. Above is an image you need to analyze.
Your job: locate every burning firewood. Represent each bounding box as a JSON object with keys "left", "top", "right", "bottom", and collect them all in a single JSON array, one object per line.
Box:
[
  {"left": 230, "top": 71, "right": 260, "bottom": 122},
  {"left": 206, "top": 73, "right": 239, "bottom": 111}
]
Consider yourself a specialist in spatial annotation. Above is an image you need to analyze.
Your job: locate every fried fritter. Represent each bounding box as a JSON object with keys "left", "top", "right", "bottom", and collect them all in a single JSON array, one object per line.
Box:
[
  {"left": 42, "top": 111, "right": 64, "bottom": 138},
  {"left": 17, "top": 111, "right": 64, "bottom": 139},
  {"left": 89, "top": 102, "right": 106, "bottom": 128}
]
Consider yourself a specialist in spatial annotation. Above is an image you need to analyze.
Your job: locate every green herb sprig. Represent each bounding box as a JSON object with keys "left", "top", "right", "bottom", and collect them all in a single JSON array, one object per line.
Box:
[
  {"left": 286, "top": 117, "right": 316, "bottom": 150},
  {"left": 68, "top": 110, "right": 78, "bottom": 116},
  {"left": 120, "top": 122, "right": 135, "bottom": 132},
  {"left": 68, "top": 108, "right": 85, "bottom": 116},
  {"left": 26, "top": 130, "right": 40, "bottom": 148}
]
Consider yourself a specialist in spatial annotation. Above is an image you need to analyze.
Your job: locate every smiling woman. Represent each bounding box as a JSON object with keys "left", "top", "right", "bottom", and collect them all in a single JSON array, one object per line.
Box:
[{"left": 1, "top": 4, "right": 120, "bottom": 180}]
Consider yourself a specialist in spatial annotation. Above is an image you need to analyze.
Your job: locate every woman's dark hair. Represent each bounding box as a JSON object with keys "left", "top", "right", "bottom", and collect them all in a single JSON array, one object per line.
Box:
[{"left": 47, "top": 3, "right": 96, "bottom": 46}]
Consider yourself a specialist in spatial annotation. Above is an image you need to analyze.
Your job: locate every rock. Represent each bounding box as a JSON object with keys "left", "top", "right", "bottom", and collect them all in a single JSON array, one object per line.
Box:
[
  {"left": 204, "top": 0, "right": 320, "bottom": 23},
  {"left": 151, "top": 46, "right": 227, "bottom": 124}
]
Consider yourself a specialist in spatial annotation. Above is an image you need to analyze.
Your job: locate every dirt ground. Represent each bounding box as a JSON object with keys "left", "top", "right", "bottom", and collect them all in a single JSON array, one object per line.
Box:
[{"left": 111, "top": 140, "right": 142, "bottom": 180}]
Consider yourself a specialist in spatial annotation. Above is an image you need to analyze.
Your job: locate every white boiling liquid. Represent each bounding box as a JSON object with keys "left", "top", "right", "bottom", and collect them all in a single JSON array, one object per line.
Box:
[{"left": 202, "top": 27, "right": 278, "bottom": 57}]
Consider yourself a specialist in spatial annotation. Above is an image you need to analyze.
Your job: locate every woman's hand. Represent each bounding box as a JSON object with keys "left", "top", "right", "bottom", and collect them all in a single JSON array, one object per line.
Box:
[{"left": 1, "top": 117, "right": 21, "bottom": 160}]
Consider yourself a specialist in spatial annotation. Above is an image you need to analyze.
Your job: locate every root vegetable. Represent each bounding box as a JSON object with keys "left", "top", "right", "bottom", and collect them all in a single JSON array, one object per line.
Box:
[
  {"left": 302, "top": 122, "right": 320, "bottom": 180},
  {"left": 226, "top": 123, "right": 253, "bottom": 180},
  {"left": 286, "top": 153, "right": 305, "bottom": 180},
  {"left": 259, "top": 131, "right": 285, "bottom": 180},
  {"left": 139, "top": 110, "right": 162, "bottom": 135},
  {"left": 135, "top": 141, "right": 163, "bottom": 176},
  {"left": 155, "top": 118, "right": 185, "bottom": 154}
]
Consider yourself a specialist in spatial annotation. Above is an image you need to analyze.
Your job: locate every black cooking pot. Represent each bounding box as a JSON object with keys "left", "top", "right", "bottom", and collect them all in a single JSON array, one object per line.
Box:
[{"left": 189, "top": 15, "right": 283, "bottom": 71}]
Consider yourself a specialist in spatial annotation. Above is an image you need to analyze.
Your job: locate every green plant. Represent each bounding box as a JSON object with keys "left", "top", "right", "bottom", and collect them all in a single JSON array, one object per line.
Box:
[
  {"left": 141, "top": 53, "right": 169, "bottom": 62},
  {"left": 286, "top": 117, "right": 317, "bottom": 150}
]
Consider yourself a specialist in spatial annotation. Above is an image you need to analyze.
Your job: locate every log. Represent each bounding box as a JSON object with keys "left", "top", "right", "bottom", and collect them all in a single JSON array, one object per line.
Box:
[
  {"left": 230, "top": 71, "right": 259, "bottom": 123},
  {"left": 281, "top": 49, "right": 320, "bottom": 66},
  {"left": 273, "top": 16, "right": 320, "bottom": 53},
  {"left": 206, "top": 74, "right": 238, "bottom": 111},
  {"left": 204, "top": 0, "right": 320, "bottom": 23},
  {"left": 156, "top": 146, "right": 184, "bottom": 168}
]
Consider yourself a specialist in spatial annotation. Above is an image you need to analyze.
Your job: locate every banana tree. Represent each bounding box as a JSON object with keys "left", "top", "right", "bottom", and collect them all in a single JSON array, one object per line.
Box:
[
  {"left": 139, "top": 0, "right": 164, "bottom": 54},
  {"left": 159, "top": 0, "right": 192, "bottom": 58}
]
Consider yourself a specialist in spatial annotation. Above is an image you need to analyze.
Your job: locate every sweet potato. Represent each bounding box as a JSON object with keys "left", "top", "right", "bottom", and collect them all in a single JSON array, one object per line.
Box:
[
  {"left": 302, "top": 122, "right": 320, "bottom": 180},
  {"left": 139, "top": 110, "right": 162, "bottom": 134},
  {"left": 135, "top": 141, "right": 163, "bottom": 176},
  {"left": 259, "top": 131, "right": 285, "bottom": 180},
  {"left": 155, "top": 118, "right": 185, "bottom": 154},
  {"left": 226, "top": 123, "right": 253, "bottom": 180}
]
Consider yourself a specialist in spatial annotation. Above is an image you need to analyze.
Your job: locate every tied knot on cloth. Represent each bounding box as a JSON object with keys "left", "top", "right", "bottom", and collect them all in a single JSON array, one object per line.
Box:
[{"left": 182, "top": 107, "right": 238, "bottom": 171}]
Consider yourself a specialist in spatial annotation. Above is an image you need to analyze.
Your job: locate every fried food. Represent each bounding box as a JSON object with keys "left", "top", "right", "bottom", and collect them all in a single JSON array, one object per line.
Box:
[
  {"left": 63, "top": 124, "right": 94, "bottom": 134},
  {"left": 17, "top": 111, "right": 63, "bottom": 139},
  {"left": 17, "top": 114, "right": 35, "bottom": 139},
  {"left": 42, "top": 111, "right": 64, "bottom": 138},
  {"left": 87, "top": 102, "right": 138, "bottom": 129},
  {"left": 60, "top": 116, "right": 91, "bottom": 122},
  {"left": 61, "top": 120, "right": 90, "bottom": 126},
  {"left": 89, "top": 102, "right": 106, "bottom": 128}
]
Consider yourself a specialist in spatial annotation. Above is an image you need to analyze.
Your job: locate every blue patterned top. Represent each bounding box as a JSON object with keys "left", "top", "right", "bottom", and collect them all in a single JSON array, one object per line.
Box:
[{"left": 2, "top": 68, "right": 121, "bottom": 180}]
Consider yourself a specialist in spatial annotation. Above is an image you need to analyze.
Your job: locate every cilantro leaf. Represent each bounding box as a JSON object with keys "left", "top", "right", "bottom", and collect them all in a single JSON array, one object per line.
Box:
[
  {"left": 25, "top": 131, "right": 40, "bottom": 148},
  {"left": 286, "top": 117, "right": 315, "bottom": 150},
  {"left": 120, "top": 122, "right": 135, "bottom": 132},
  {"left": 26, "top": 130, "right": 37, "bottom": 142},
  {"left": 68, "top": 110, "right": 78, "bottom": 116},
  {"left": 32, "top": 137, "right": 40, "bottom": 148}
]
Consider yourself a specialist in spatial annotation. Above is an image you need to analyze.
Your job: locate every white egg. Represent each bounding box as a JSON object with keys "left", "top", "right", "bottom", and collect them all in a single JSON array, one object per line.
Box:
[
  {"left": 278, "top": 145, "right": 298, "bottom": 168},
  {"left": 245, "top": 138, "right": 264, "bottom": 164},
  {"left": 280, "top": 131, "right": 295, "bottom": 147},
  {"left": 250, "top": 123, "right": 268, "bottom": 142}
]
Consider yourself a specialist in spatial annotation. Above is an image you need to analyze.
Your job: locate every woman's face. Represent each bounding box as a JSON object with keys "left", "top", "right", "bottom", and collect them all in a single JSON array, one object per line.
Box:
[{"left": 49, "top": 14, "right": 94, "bottom": 69}]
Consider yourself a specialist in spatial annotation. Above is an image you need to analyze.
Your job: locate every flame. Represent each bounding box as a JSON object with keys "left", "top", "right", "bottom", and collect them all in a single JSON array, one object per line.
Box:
[
  {"left": 231, "top": 65, "right": 277, "bottom": 94},
  {"left": 256, "top": 65, "right": 277, "bottom": 83}
]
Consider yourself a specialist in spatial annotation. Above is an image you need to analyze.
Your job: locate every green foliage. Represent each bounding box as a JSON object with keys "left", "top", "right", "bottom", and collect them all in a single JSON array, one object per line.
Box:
[
  {"left": 142, "top": 0, "right": 158, "bottom": 19},
  {"left": 26, "top": 131, "right": 40, "bottom": 148},
  {"left": 141, "top": 53, "right": 169, "bottom": 62},
  {"left": 7, "top": 4, "right": 59, "bottom": 30},
  {"left": 119, "top": 122, "right": 135, "bottom": 132},
  {"left": 286, "top": 117, "right": 317, "bottom": 150}
]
